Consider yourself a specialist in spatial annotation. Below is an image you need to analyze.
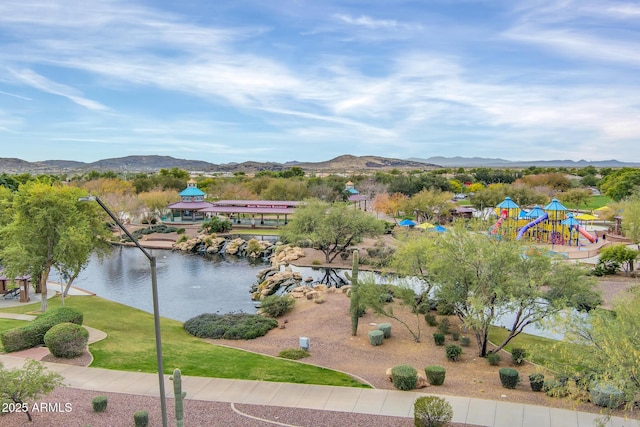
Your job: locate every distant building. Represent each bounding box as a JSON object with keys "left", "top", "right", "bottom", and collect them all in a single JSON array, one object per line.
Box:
[{"left": 167, "top": 179, "right": 213, "bottom": 221}]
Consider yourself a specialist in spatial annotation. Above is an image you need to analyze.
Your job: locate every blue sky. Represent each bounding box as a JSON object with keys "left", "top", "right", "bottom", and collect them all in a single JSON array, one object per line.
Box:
[{"left": 1, "top": 0, "right": 639, "bottom": 164}]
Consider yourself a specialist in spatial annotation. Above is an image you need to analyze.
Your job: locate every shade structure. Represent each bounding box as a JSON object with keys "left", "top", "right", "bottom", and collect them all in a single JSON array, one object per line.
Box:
[
  {"left": 594, "top": 206, "right": 609, "bottom": 211},
  {"left": 497, "top": 196, "right": 519, "bottom": 209},
  {"left": 427, "top": 225, "right": 447, "bottom": 232},
  {"left": 544, "top": 198, "right": 568, "bottom": 211},
  {"left": 416, "top": 222, "right": 435, "bottom": 229},
  {"left": 561, "top": 214, "right": 580, "bottom": 227},
  {"left": 525, "top": 205, "right": 545, "bottom": 219},
  {"left": 398, "top": 219, "right": 417, "bottom": 227},
  {"left": 575, "top": 213, "right": 597, "bottom": 221}
]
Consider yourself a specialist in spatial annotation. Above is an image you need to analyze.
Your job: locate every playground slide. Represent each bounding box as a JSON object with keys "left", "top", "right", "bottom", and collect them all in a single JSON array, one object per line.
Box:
[
  {"left": 577, "top": 226, "right": 596, "bottom": 243},
  {"left": 490, "top": 210, "right": 508, "bottom": 235},
  {"left": 516, "top": 212, "right": 549, "bottom": 240}
]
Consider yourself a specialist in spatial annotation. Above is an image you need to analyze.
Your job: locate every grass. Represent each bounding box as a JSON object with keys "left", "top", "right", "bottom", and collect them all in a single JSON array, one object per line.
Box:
[
  {"left": 488, "top": 326, "right": 575, "bottom": 366},
  {"left": 225, "top": 229, "right": 281, "bottom": 236},
  {"left": 0, "top": 296, "right": 368, "bottom": 388},
  {"left": 563, "top": 195, "right": 612, "bottom": 211}
]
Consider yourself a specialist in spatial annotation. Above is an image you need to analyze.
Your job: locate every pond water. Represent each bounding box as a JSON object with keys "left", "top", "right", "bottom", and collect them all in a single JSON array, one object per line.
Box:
[{"left": 63, "top": 247, "right": 269, "bottom": 322}]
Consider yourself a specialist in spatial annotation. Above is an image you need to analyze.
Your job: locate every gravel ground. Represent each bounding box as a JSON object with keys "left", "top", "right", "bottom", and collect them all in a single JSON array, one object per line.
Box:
[{"left": 1, "top": 387, "right": 479, "bottom": 427}]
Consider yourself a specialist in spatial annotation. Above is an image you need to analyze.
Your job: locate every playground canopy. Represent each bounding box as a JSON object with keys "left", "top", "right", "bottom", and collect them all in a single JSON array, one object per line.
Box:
[
  {"left": 417, "top": 222, "right": 435, "bottom": 229},
  {"left": 525, "top": 205, "right": 545, "bottom": 219},
  {"left": 399, "top": 219, "right": 417, "bottom": 227},
  {"left": 575, "top": 213, "right": 597, "bottom": 221}
]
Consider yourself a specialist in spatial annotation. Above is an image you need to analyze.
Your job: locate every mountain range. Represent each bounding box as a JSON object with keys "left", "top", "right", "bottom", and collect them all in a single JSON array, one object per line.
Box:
[{"left": 0, "top": 154, "right": 638, "bottom": 174}]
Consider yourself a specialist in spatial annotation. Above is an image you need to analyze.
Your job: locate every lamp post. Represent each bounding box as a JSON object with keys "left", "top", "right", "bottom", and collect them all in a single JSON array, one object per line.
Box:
[{"left": 79, "top": 195, "right": 168, "bottom": 427}]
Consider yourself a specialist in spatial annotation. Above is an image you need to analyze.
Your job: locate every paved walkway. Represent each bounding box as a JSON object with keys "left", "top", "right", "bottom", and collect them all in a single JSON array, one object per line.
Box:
[{"left": 0, "top": 292, "right": 636, "bottom": 426}]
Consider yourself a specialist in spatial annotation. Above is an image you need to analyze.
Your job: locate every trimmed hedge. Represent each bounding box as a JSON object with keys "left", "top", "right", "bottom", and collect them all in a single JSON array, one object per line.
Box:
[
  {"left": 134, "top": 410, "right": 149, "bottom": 427},
  {"left": 433, "top": 333, "right": 445, "bottom": 346},
  {"left": 183, "top": 313, "right": 278, "bottom": 340},
  {"left": 377, "top": 323, "right": 392, "bottom": 338},
  {"left": 511, "top": 347, "right": 527, "bottom": 366},
  {"left": 44, "top": 322, "right": 89, "bottom": 358},
  {"left": 92, "top": 396, "right": 108, "bottom": 413},
  {"left": 0, "top": 307, "right": 83, "bottom": 352},
  {"left": 499, "top": 368, "right": 520, "bottom": 389},
  {"left": 391, "top": 365, "right": 418, "bottom": 391},
  {"left": 368, "top": 330, "right": 384, "bottom": 346},
  {"left": 424, "top": 365, "right": 446, "bottom": 386}
]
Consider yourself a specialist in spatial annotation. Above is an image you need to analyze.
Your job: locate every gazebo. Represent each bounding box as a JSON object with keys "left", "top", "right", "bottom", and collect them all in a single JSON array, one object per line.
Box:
[{"left": 167, "top": 179, "right": 213, "bottom": 221}]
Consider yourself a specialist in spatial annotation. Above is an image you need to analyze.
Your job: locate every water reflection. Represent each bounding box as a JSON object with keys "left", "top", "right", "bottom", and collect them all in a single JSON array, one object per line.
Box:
[{"left": 66, "top": 247, "right": 268, "bottom": 321}]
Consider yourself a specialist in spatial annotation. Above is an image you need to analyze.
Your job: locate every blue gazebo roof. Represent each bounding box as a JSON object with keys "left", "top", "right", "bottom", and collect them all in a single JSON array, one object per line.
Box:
[
  {"left": 525, "top": 205, "right": 546, "bottom": 218},
  {"left": 179, "top": 187, "right": 205, "bottom": 197},
  {"left": 497, "top": 197, "right": 519, "bottom": 209},
  {"left": 544, "top": 198, "right": 567, "bottom": 211},
  {"left": 561, "top": 214, "right": 580, "bottom": 226}
]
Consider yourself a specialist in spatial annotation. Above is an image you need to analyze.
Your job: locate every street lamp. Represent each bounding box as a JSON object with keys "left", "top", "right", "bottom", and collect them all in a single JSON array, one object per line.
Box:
[{"left": 79, "top": 195, "right": 168, "bottom": 427}]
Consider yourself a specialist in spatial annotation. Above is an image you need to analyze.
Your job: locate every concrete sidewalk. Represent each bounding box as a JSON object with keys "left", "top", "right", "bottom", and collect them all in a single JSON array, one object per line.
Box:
[{"left": 0, "top": 354, "right": 634, "bottom": 427}]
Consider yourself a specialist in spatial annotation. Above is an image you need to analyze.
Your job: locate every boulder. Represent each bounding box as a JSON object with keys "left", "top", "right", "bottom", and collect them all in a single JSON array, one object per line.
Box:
[
  {"left": 416, "top": 374, "right": 430, "bottom": 389},
  {"left": 386, "top": 368, "right": 393, "bottom": 381}
]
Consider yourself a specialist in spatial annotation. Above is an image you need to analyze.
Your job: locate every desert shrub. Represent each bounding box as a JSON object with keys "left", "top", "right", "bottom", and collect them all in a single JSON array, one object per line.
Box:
[
  {"left": 460, "top": 336, "right": 471, "bottom": 347},
  {"left": 259, "top": 294, "right": 296, "bottom": 318},
  {"left": 176, "top": 228, "right": 186, "bottom": 234},
  {"left": 391, "top": 365, "right": 418, "bottom": 391},
  {"left": 498, "top": 368, "right": 520, "bottom": 389},
  {"left": 433, "top": 333, "right": 445, "bottom": 346},
  {"left": 437, "top": 318, "right": 450, "bottom": 334},
  {"left": 486, "top": 353, "right": 501, "bottom": 366},
  {"left": 368, "top": 330, "right": 384, "bottom": 346},
  {"left": 445, "top": 344, "right": 462, "bottom": 361},
  {"left": 510, "top": 348, "right": 527, "bottom": 365},
  {"left": 202, "top": 217, "right": 232, "bottom": 233},
  {"left": 246, "top": 239, "right": 264, "bottom": 257},
  {"left": 134, "top": 410, "right": 149, "bottom": 427},
  {"left": 183, "top": 313, "right": 278, "bottom": 340},
  {"left": 177, "top": 234, "right": 189, "bottom": 243},
  {"left": 92, "top": 396, "right": 108, "bottom": 412},
  {"left": 436, "top": 302, "right": 454, "bottom": 316},
  {"left": 424, "top": 365, "right": 446, "bottom": 386},
  {"left": 413, "top": 396, "right": 453, "bottom": 427},
  {"left": 529, "top": 373, "right": 545, "bottom": 392},
  {"left": 377, "top": 323, "right": 392, "bottom": 338},
  {"left": 451, "top": 331, "right": 459, "bottom": 341},
  {"left": 44, "top": 322, "right": 89, "bottom": 358},
  {"left": 0, "top": 307, "right": 83, "bottom": 352},
  {"left": 543, "top": 379, "right": 569, "bottom": 398},
  {"left": 424, "top": 313, "right": 438, "bottom": 327},
  {"left": 311, "top": 260, "right": 322, "bottom": 266},
  {"left": 278, "top": 348, "right": 310, "bottom": 360},
  {"left": 590, "top": 383, "right": 625, "bottom": 408}
]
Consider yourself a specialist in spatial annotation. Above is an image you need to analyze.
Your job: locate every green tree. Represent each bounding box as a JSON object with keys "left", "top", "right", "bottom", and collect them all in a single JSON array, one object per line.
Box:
[
  {"left": 401, "top": 188, "right": 454, "bottom": 223},
  {"left": 560, "top": 188, "right": 592, "bottom": 211},
  {"left": 281, "top": 200, "right": 384, "bottom": 263},
  {"left": 543, "top": 288, "right": 640, "bottom": 415},
  {"left": 598, "top": 245, "right": 639, "bottom": 276},
  {"left": 0, "top": 360, "right": 64, "bottom": 422},
  {"left": 621, "top": 194, "right": 640, "bottom": 244},
  {"left": 0, "top": 182, "right": 110, "bottom": 312},
  {"left": 421, "top": 226, "right": 599, "bottom": 356},
  {"left": 599, "top": 168, "right": 640, "bottom": 201}
]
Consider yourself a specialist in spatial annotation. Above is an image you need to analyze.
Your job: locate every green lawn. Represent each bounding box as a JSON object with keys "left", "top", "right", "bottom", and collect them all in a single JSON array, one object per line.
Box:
[
  {"left": 563, "top": 195, "right": 612, "bottom": 211},
  {"left": 488, "top": 326, "right": 575, "bottom": 366},
  {"left": 226, "top": 228, "right": 281, "bottom": 236},
  {"left": 0, "top": 296, "right": 368, "bottom": 388}
]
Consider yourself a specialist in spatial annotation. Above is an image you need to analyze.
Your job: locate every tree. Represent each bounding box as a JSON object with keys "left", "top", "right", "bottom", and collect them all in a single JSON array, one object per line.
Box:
[
  {"left": 599, "top": 168, "right": 640, "bottom": 201},
  {"left": 598, "top": 244, "right": 639, "bottom": 276},
  {"left": 560, "top": 188, "right": 592, "bottom": 211},
  {"left": 0, "top": 182, "right": 110, "bottom": 312},
  {"left": 0, "top": 359, "right": 64, "bottom": 422},
  {"left": 543, "top": 288, "right": 640, "bottom": 415},
  {"left": 401, "top": 188, "right": 455, "bottom": 223},
  {"left": 281, "top": 200, "right": 384, "bottom": 263},
  {"left": 261, "top": 179, "right": 310, "bottom": 201},
  {"left": 421, "top": 226, "right": 599, "bottom": 356},
  {"left": 621, "top": 194, "right": 640, "bottom": 244},
  {"left": 138, "top": 189, "right": 180, "bottom": 221}
]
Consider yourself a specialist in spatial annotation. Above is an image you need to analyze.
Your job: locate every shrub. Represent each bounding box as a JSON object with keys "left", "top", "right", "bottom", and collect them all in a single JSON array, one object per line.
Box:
[
  {"left": 44, "top": 322, "right": 89, "bottom": 358},
  {"left": 436, "top": 302, "right": 454, "bottom": 316},
  {"left": 445, "top": 344, "right": 462, "bottom": 362},
  {"left": 202, "top": 217, "right": 232, "bottom": 233},
  {"left": 134, "top": 410, "right": 149, "bottom": 427},
  {"left": 451, "top": 331, "right": 459, "bottom": 341},
  {"left": 460, "top": 336, "right": 471, "bottom": 347},
  {"left": 413, "top": 396, "right": 453, "bottom": 427},
  {"left": 433, "top": 333, "right": 445, "bottom": 346},
  {"left": 510, "top": 348, "right": 527, "bottom": 365},
  {"left": 529, "top": 373, "right": 545, "bottom": 392},
  {"left": 259, "top": 294, "right": 296, "bottom": 318},
  {"left": 486, "top": 353, "right": 501, "bottom": 366},
  {"left": 278, "top": 348, "right": 310, "bottom": 360},
  {"left": 368, "top": 330, "right": 384, "bottom": 346},
  {"left": 176, "top": 228, "right": 186, "bottom": 234},
  {"left": 0, "top": 307, "right": 83, "bottom": 352},
  {"left": 177, "top": 235, "right": 189, "bottom": 243},
  {"left": 424, "top": 313, "right": 438, "bottom": 327},
  {"left": 377, "top": 323, "right": 392, "bottom": 338},
  {"left": 590, "top": 383, "right": 625, "bottom": 408},
  {"left": 498, "top": 368, "right": 520, "bottom": 389},
  {"left": 183, "top": 313, "right": 278, "bottom": 340},
  {"left": 437, "top": 318, "right": 450, "bottom": 334},
  {"left": 543, "top": 379, "right": 569, "bottom": 398},
  {"left": 391, "top": 365, "right": 417, "bottom": 391},
  {"left": 92, "top": 396, "right": 108, "bottom": 413},
  {"left": 424, "top": 365, "right": 446, "bottom": 386}
]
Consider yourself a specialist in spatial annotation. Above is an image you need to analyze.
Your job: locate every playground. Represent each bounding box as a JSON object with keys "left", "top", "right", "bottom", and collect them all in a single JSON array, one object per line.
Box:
[{"left": 489, "top": 197, "right": 603, "bottom": 249}]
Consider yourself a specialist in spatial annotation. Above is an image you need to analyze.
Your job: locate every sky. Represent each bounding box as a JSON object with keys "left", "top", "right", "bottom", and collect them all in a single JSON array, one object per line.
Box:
[{"left": 1, "top": 0, "right": 639, "bottom": 165}]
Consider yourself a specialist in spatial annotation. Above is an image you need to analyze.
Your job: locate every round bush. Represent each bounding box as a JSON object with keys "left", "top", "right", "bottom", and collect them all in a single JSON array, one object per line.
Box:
[
  {"left": 368, "top": 330, "right": 384, "bottom": 346},
  {"left": 433, "top": 333, "right": 445, "bottom": 346},
  {"left": 391, "top": 365, "right": 418, "bottom": 391},
  {"left": 424, "top": 313, "right": 438, "bottom": 327},
  {"left": 445, "top": 344, "right": 462, "bottom": 361},
  {"left": 529, "top": 373, "right": 545, "bottom": 392},
  {"left": 460, "top": 336, "right": 471, "bottom": 347},
  {"left": 44, "top": 322, "right": 89, "bottom": 358},
  {"left": 377, "top": 323, "right": 392, "bottom": 338},
  {"left": 92, "top": 396, "right": 108, "bottom": 413},
  {"left": 499, "top": 368, "right": 520, "bottom": 389},
  {"left": 486, "top": 353, "right": 501, "bottom": 366},
  {"left": 510, "top": 347, "right": 527, "bottom": 365},
  {"left": 183, "top": 313, "right": 278, "bottom": 340},
  {"left": 278, "top": 348, "right": 310, "bottom": 360},
  {"left": 414, "top": 396, "right": 453, "bottom": 427},
  {"left": 424, "top": 365, "right": 446, "bottom": 386},
  {"left": 590, "top": 382, "right": 625, "bottom": 408},
  {"left": 259, "top": 294, "right": 296, "bottom": 318}
]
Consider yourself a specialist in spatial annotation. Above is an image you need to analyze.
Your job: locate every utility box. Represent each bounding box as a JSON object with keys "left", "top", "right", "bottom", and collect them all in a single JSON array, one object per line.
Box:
[{"left": 299, "top": 337, "right": 310, "bottom": 351}]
